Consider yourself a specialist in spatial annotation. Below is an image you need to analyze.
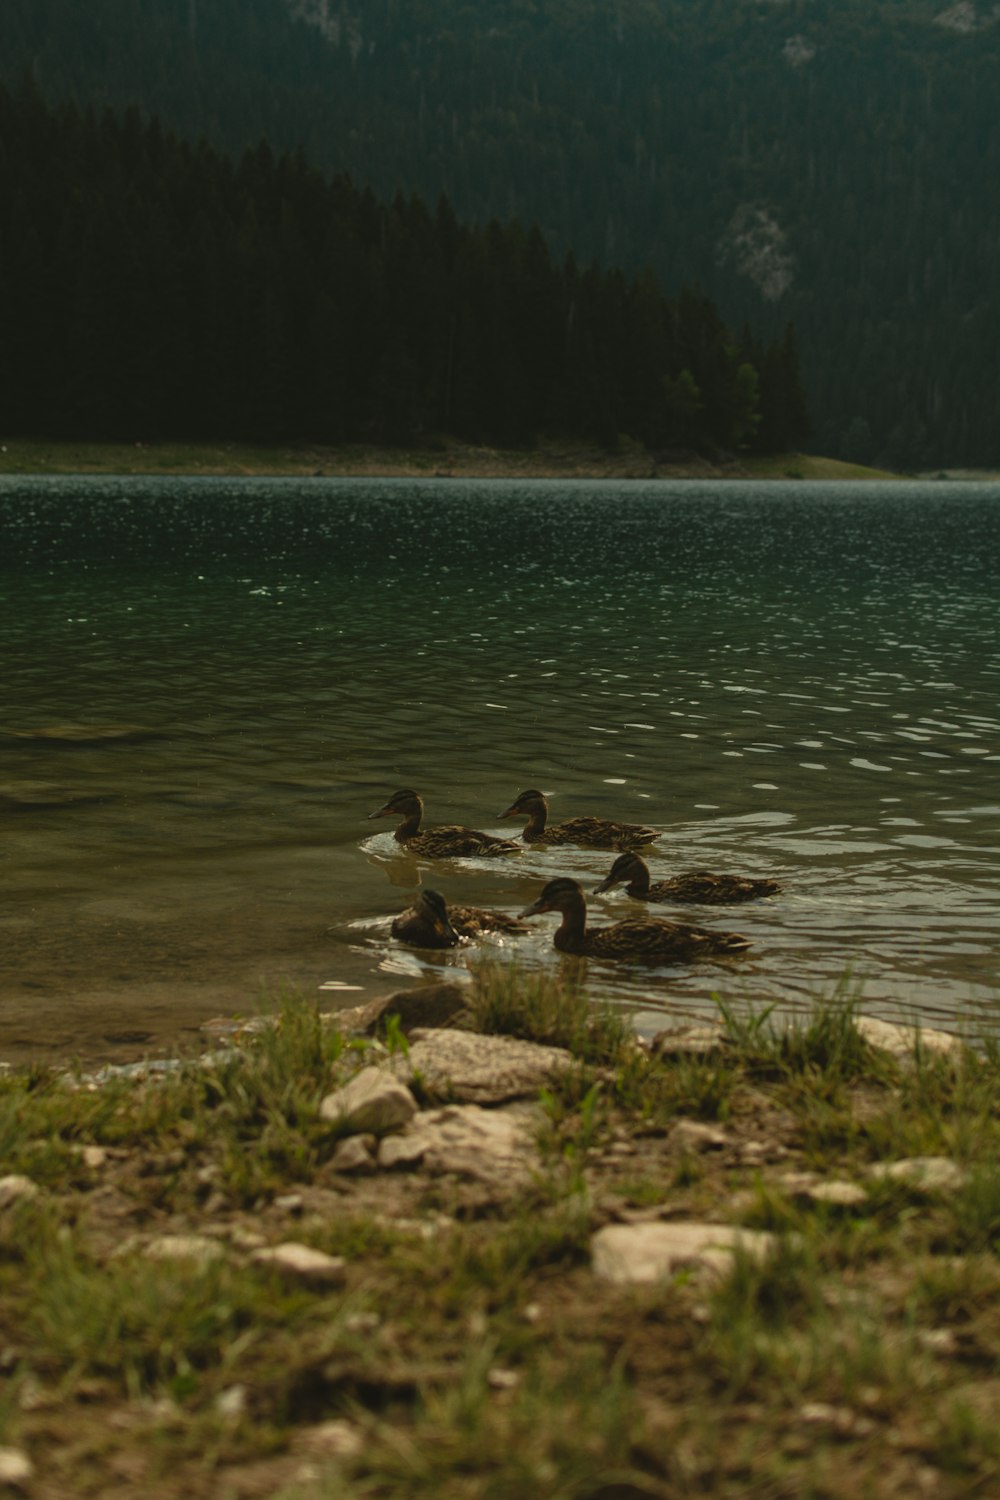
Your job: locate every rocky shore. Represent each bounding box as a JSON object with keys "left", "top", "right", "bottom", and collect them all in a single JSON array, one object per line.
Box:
[{"left": 1, "top": 970, "right": 997, "bottom": 1498}]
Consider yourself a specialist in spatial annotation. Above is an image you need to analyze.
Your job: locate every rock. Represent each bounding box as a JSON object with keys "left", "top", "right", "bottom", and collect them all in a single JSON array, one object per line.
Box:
[
  {"left": 296, "top": 1418, "right": 365, "bottom": 1459},
  {"left": 867, "top": 1156, "right": 967, "bottom": 1193},
  {"left": 648, "top": 1023, "right": 727, "bottom": 1057},
  {"left": 143, "top": 1234, "right": 225, "bottom": 1266},
  {"left": 394, "top": 1028, "right": 573, "bottom": 1104},
  {"left": 334, "top": 983, "right": 471, "bottom": 1037},
  {"left": 319, "top": 1067, "right": 418, "bottom": 1135},
  {"left": 804, "top": 1180, "right": 868, "bottom": 1208},
  {"left": 0, "top": 1448, "right": 33, "bottom": 1488},
  {"left": 917, "top": 1328, "right": 959, "bottom": 1355},
  {"left": 215, "top": 1385, "right": 248, "bottom": 1418},
  {"left": 328, "top": 1135, "right": 377, "bottom": 1173},
  {"left": 377, "top": 1103, "right": 538, "bottom": 1184},
  {"left": 250, "top": 1242, "right": 347, "bottom": 1287},
  {"left": 798, "top": 1401, "right": 875, "bottom": 1436},
  {"left": 343, "top": 1311, "right": 381, "bottom": 1335},
  {"left": 776, "top": 1172, "right": 868, "bottom": 1209},
  {"left": 857, "top": 1016, "right": 962, "bottom": 1060},
  {"left": 591, "top": 1221, "right": 778, "bottom": 1284},
  {"left": 378, "top": 1133, "right": 430, "bottom": 1170},
  {"left": 672, "top": 1120, "right": 729, "bottom": 1153},
  {"left": 0, "top": 1176, "right": 40, "bottom": 1211},
  {"left": 81, "top": 1145, "right": 109, "bottom": 1169},
  {"left": 274, "top": 1192, "right": 305, "bottom": 1215},
  {"left": 227, "top": 1226, "right": 268, "bottom": 1251}
]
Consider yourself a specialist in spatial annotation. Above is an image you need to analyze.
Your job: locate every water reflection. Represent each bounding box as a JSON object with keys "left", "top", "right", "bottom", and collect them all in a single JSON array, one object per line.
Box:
[{"left": 0, "top": 475, "right": 998, "bottom": 1062}]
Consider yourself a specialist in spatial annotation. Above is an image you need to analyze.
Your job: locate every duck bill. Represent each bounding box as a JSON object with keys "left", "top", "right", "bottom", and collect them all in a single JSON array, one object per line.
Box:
[
  {"left": 368, "top": 804, "right": 393, "bottom": 820},
  {"left": 497, "top": 802, "right": 518, "bottom": 819},
  {"left": 518, "top": 896, "right": 550, "bottom": 918},
  {"left": 592, "top": 875, "right": 616, "bottom": 894}
]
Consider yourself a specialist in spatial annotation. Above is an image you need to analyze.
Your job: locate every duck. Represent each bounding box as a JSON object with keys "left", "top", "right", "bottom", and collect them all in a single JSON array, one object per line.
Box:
[
  {"left": 519, "top": 877, "right": 752, "bottom": 962},
  {"left": 368, "top": 789, "right": 520, "bottom": 858},
  {"left": 391, "top": 888, "right": 528, "bottom": 949},
  {"left": 498, "top": 788, "right": 659, "bottom": 850},
  {"left": 594, "top": 851, "right": 781, "bottom": 906}
]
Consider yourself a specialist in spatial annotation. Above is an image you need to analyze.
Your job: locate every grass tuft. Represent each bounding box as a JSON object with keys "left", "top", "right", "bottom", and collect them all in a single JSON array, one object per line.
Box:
[{"left": 467, "top": 959, "right": 632, "bottom": 1063}]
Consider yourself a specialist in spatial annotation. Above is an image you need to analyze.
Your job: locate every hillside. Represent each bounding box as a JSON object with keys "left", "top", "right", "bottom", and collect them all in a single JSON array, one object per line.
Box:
[{"left": 5, "top": 0, "right": 999, "bottom": 467}]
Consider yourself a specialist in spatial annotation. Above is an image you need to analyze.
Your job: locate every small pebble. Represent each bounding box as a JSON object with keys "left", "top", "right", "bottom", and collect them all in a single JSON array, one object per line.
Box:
[{"left": 0, "top": 1448, "right": 33, "bottom": 1487}]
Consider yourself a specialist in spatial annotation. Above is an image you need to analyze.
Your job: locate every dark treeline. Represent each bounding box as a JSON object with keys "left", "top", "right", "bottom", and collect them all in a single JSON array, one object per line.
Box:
[{"left": 0, "top": 82, "right": 807, "bottom": 453}]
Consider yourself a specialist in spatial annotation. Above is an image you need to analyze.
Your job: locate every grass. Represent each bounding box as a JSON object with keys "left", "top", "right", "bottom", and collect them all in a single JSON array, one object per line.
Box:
[
  {"left": 0, "top": 435, "right": 906, "bottom": 481},
  {"left": 2, "top": 975, "right": 1000, "bottom": 1496}
]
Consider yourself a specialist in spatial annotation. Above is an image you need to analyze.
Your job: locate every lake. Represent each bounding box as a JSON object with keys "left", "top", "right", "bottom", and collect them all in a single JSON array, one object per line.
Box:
[{"left": 1, "top": 475, "right": 998, "bottom": 1066}]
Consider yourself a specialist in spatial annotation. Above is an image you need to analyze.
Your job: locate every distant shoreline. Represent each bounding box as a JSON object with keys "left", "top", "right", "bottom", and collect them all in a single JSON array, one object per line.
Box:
[{"left": 0, "top": 437, "right": 906, "bottom": 482}]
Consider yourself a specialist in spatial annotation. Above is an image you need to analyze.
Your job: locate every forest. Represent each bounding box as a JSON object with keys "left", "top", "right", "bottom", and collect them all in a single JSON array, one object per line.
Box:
[
  {"left": 4, "top": 0, "right": 997, "bottom": 467},
  {"left": 0, "top": 81, "right": 807, "bottom": 453}
]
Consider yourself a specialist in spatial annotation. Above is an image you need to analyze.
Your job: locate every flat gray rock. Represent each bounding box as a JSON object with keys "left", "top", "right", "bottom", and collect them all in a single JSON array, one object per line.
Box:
[
  {"left": 250, "top": 1242, "right": 346, "bottom": 1286},
  {"left": 857, "top": 1016, "right": 962, "bottom": 1059},
  {"left": 377, "top": 1103, "right": 538, "bottom": 1183},
  {"left": 0, "top": 1175, "right": 41, "bottom": 1210},
  {"left": 328, "top": 1135, "right": 377, "bottom": 1173},
  {"left": 672, "top": 1119, "right": 729, "bottom": 1153},
  {"left": 592, "top": 1221, "right": 778, "bottom": 1284},
  {"left": 867, "top": 1156, "right": 967, "bottom": 1193},
  {"left": 0, "top": 1448, "right": 34, "bottom": 1487},
  {"left": 320, "top": 1066, "right": 418, "bottom": 1135},
  {"left": 648, "top": 1023, "right": 727, "bottom": 1056},
  {"left": 333, "top": 983, "right": 471, "bottom": 1037},
  {"left": 394, "top": 1028, "right": 573, "bottom": 1104},
  {"left": 143, "top": 1234, "right": 225, "bottom": 1265},
  {"left": 777, "top": 1172, "right": 868, "bottom": 1208}
]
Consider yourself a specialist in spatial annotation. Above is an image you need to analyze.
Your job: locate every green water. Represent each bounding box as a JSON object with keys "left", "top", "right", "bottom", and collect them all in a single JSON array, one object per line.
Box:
[{"left": 1, "top": 476, "right": 998, "bottom": 1064}]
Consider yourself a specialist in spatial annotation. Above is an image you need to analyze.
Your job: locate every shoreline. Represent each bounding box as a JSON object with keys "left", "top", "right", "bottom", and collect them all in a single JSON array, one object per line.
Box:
[
  {"left": 2, "top": 978, "right": 998, "bottom": 1497},
  {"left": 0, "top": 436, "right": 904, "bottom": 481}
]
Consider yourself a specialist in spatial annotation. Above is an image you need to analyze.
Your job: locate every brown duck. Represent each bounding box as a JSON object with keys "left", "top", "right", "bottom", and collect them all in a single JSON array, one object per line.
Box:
[
  {"left": 368, "top": 789, "right": 520, "bottom": 858},
  {"left": 498, "top": 788, "right": 658, "bottom": 850},
  {"left": 519, "top": 877, "right": 751, "bottom": 962},
  {"left": 391, "top": 888, "right": 527, "bottom": 948},
  {"left": 595, "top": 851, "right": 780, "bottom": 906}
]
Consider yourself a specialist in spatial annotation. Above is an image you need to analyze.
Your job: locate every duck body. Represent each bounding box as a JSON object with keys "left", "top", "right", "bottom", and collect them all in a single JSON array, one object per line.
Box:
[
  {"left": 595, "top": 852, "right": 780, "bottom": 906},
  {"left": 391, "top": 888, "right": 527, "bottom": 948},
  {"left": 369, "top": 790, "right": 520, "bottom": 858},
  {"left": 499, "top": 788, "right": 658, "bottom": 851},
  {"left": 520, "top": 877, "right": 751, "bottom": 963}
]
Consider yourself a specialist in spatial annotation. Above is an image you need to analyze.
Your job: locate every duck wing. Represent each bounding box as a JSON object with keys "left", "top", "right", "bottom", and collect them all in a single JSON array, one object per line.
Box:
[
  {"left": 405, "top": 825, "right": 520, "bottom": 858},
  {"left": 543, "top": 816, "right": 659, "bottom": 851},
  {"left": 649, "top": 870, "right": 781, "bottom": 905},
  {"left": 585, "top": 915, "right": 751, "bottom": 962},
  {"left": 449, "top": 904, "right": 529, "bottom": 937}
]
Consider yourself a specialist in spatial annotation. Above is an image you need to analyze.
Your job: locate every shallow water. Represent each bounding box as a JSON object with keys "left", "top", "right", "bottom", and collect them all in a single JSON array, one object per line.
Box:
[{"left": 1, "top": 475, "right": 998, "bottom": 1064}]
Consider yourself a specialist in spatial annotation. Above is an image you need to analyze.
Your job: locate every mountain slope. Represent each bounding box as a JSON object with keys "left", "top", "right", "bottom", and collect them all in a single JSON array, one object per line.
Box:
[{"left": 5, "top": 0, "right": 998, "bottom": 466}]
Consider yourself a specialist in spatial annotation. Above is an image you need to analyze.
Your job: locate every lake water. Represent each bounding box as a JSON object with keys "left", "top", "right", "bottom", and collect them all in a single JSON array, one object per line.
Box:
[{"left": 1, "top": 475, "right": 998, "bottom": 1066}]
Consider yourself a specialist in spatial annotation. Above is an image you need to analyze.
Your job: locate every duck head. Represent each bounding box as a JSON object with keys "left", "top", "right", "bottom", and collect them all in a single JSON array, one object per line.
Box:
[
  {"left": 415, "top": 888, "right": 460, "bottom": 945},
  {"left": 519, "top": 876, "right": 585, "bottom": 919},
  {"left": 369, "top": 789, "right": 423, "bottom": 821},
  {"left": 593, "top": 851, "right": 648, "bottom": 894},
  {"left": 498, "top": 788, "right": 548, "bottom": 820}
]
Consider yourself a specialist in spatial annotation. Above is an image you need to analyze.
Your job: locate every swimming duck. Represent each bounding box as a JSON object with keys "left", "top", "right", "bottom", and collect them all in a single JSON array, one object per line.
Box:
[
  {"left": 594, "top": 851, "right": 781, "bottom": 906},
  {"left": 391, "top": 888, "right": 528, "bottom": 949},
  {"left": 519, "top": 877, "right": 751, "bottom": 962},
  {"left": 368, "top": 789, "right": 520, "bottom": 858},
  {"left": 498, "top": 788, "right": 659, "bottom": 850}
]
